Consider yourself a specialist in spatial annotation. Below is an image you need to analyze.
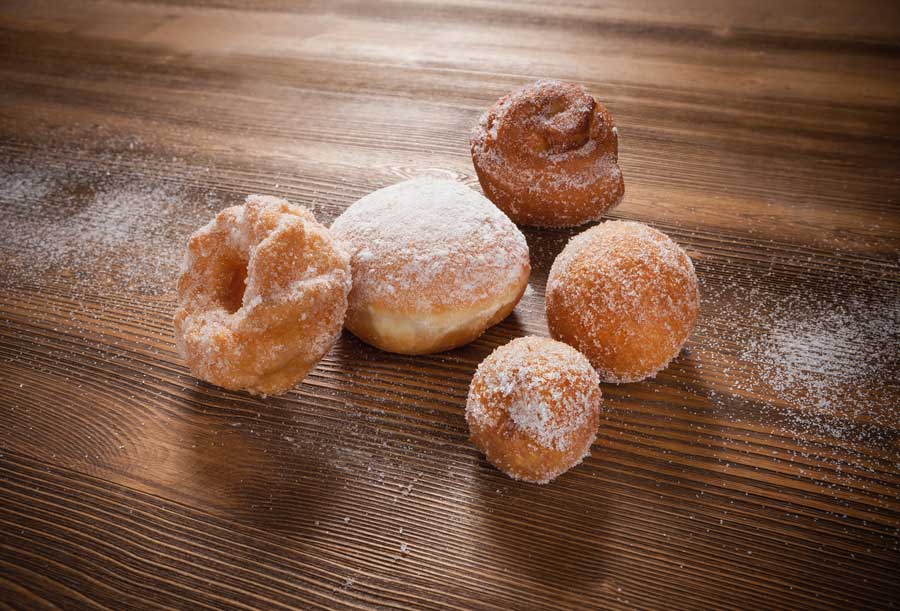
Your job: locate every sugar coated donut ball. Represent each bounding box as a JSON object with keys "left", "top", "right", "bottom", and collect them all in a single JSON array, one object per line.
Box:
[
  {"left": 546, "top": 220, "right": 699, "bottom": 383},
  {"left": 174, "top": 195, "right": 351, "bottom": 396},
  {"left": 466, "top": 336, "right": 602, "bottom": 484},
  {"left": 471, "top": 79, "right": 624, "bottom": 227},
  {"left": 330, "top": 176, "right": 530, "bottom": 355}
]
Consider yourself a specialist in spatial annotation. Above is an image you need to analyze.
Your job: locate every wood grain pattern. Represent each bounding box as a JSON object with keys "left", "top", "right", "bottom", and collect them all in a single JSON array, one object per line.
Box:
[{"left": 1, "top": 1, "right": 899, "bottom": 609}]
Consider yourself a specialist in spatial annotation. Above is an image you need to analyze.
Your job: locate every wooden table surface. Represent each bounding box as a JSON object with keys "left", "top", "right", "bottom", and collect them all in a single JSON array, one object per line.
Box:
[{"left": 2, "top": 1, "right": 900, "bottom": 609}]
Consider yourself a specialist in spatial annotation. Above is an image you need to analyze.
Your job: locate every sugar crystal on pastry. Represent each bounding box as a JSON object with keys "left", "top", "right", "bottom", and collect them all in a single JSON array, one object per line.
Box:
[
  {"left": 174, "top": 194, "right": 351, "bottom": 395},
  {"left": 331, "top": 176, "right": 530, "bottom": 355}
]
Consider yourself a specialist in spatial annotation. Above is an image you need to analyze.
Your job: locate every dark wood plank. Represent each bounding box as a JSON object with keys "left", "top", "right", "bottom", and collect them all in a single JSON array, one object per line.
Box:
[{"left": 1, "top": 1, "right": 899, "bottom": 609}]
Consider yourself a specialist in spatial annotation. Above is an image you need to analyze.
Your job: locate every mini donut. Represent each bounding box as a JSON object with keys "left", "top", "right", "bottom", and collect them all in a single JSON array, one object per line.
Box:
[
  {"left": 174, "top": 194, "right": 351, "bottom": 396},
  {"left": 331, "top": 176, "right": 530, "bottom": 355},
  {"left": 471, "top": 79, "right": 624, "bottom": 227},
  {"left": 546, "top": 220, "right": 700, "bottom": 383},
  {"left": 466, "top": 336, "right": 602, "bottom": 484}
]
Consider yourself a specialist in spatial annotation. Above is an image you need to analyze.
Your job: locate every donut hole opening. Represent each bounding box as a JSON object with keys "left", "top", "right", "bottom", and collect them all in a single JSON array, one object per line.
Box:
[{"left": 222, "top": 261, "right": 249, "bottom": 314}]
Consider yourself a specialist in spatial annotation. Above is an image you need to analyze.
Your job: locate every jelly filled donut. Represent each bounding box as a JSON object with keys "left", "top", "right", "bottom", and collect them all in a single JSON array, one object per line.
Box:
[
  {"left": 466, "top": 336, "right": 602, "bottom": 484},
  {"left": 174, "top": 195, "right": 351, "bottom": 396},
  {"left": 471, "top": 79, "right": 624, "bottom": 227},
  {"left": 331, "top": 176, "right": 530, "bottom": 355},
  {"left": 546, "top": 220, "right": 699, "bottom": 383}
]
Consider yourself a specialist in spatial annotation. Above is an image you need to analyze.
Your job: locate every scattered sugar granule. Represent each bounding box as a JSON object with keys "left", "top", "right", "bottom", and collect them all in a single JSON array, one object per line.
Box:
[{"left": 0, "top": 145, "right": 222, "bottom": 294}]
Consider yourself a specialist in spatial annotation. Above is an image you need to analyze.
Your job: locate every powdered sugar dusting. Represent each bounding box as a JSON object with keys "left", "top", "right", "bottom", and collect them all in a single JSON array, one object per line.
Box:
[
  {"left": 547, "top": 219, "right": 699, "bottom": 382},
  {"left": 174, "top": 195, "right": 351, "bottom": 395},
  {"left": 693, "top": 268, "right": 900, "bottom": 455},
  {"left": 467, "top": 336, "right": 601, "bottom": 452},
  {"left": 331, "top": 176, "right": 529, "bottom": 310},
  {"left": 729, "top": 291, "right": 897, "bottom": 441},
  {"left": 745, "top": 300, "right": 899, "bottom": 414},
  {"left": 0, "top": 144, "right": 222, "bottom": 294},
  {"left": 471, "top": 79, "right": 623, "bottom": 225}
]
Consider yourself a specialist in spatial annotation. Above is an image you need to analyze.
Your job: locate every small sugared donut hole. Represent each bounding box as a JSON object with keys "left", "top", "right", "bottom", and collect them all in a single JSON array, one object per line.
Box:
[
  {"left": 546, "top": 220, "right": 700, "bottom": 383},
  {"left": 465, "top": 336, "right": 602, "bottom": 484}
]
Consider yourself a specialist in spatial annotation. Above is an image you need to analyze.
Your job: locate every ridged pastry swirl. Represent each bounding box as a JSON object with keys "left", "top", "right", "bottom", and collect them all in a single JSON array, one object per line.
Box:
[{"left": 471, "top": 79, "right": 624, "bottom": 227}]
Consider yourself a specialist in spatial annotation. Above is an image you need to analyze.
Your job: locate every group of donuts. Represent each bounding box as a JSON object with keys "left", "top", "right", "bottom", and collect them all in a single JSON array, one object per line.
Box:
[{"left": 175, "top": 79, "right": 700, "bottom": 484}]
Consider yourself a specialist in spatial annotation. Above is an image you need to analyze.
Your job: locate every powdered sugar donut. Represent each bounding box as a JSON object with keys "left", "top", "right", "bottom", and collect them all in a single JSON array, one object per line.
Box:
[
  {"left": 174, "top": 195, "right": 351, "bottom": 396},
  {"left": 466, "top": 336, "right": 602, "bottom": 484},
  {"left": 331, "top": 176, "right": 530, "bottom": 355},
  {"left": 471, "top": 79, "right": 624, "bottom": 227},
  {"left": 546, "top": 220, "right": 699, "bottom": 383}
]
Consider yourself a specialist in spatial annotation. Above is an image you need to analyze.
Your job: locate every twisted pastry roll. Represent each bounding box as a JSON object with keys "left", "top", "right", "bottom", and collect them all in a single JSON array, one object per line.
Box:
[{"left": 471, "top": 80, "right": 624, "bottom": 227}]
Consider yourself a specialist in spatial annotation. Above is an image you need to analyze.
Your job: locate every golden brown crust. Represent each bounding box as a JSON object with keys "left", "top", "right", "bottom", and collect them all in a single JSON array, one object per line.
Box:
[
  {"left": 471, "top": 80, "right": 624, "bottom": 228},
  {"left": 466, "top": 337, "right": 602, "bottom": 484},
  {"left": 174, "top": 195, "right": 351, "bottom": 395},
  {"left": 546, "top": 220, "right": 699, "bottom": 383}
]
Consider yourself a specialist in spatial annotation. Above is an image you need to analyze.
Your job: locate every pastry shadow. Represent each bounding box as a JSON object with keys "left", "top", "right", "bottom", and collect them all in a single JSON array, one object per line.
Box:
[
  {"left": 474, "top": 309, "right": 531, "bottom": 354},
  {"left": 175, "top": 384, "right": 341, "bottom": 533},
  {"left": 472, "top": 463, "right": 611, "bottom": 596},
  {"left": 522, "top": 227, "right": 577, "bottom": 290}
]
